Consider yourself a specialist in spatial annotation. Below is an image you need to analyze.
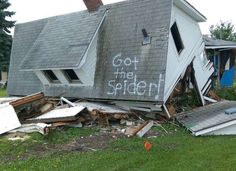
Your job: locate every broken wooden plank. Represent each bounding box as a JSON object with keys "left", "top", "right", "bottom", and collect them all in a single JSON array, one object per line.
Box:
[
  {"left": 125, "top": 121, "right": 149, "bottom": 137},
  {"left": 51, "top": 121, "right": 83, "bottom": 128},
  {"left": 136, "top": 121, "right": 154, "bottom": 137},
  {"left": 0, "top": 104, "right": 21, "bottom": 135},
  {"left": 26, "top": 106, "right": 86, "bottom": 123},
  {"left": 163, "top": 104, "right": 171, "bottom": 118},
  {"left": 10, "top": 92, "right": 44, "bottom": 107}
]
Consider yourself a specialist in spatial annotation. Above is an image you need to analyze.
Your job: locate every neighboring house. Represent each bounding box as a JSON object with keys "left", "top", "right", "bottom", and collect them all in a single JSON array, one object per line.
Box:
[
  {"left": 204, "top": 36, "right": 236, "bottom": 87},
  {"left": 7, "top": 0, "right": 214, "bottom": 116}
]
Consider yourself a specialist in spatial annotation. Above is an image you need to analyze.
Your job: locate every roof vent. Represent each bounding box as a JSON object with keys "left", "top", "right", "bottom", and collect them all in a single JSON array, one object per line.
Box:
[
  {"left": 83, "top": 0, "right": 103, "bottom": 12},
  {"left": 142, "top": 29, "right": 151, "bottom": 45}
]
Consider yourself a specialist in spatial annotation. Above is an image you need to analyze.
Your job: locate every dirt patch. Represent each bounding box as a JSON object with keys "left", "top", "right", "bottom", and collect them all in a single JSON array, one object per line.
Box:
[
  {"left": 3, "top": 131, "right": 126, "bottom": 163},
  {"left": 58, "top": 132, "right": 126, "bottom": 152}
]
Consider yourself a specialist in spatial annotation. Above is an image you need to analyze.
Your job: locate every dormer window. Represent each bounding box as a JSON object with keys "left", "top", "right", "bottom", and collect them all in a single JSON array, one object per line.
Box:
[
  {"left": 171, "top": 22, "right": 184, "bottom": 54},
  {"left": 63, "top": 69, "right": 82, "bottom": 83},
  {"left": 43, "top": 70, "right": 60, "bottom": 83}
]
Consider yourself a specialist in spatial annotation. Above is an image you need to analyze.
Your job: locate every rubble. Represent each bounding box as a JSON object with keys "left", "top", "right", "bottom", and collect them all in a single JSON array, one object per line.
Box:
[
  {"left": 9, "top": 123, "right": 50, "bottom": 135},
  {"left": 0, "top": 89, "right": 222, "bottom": 139},
  {"left": 0, "top": 93, "right": 159, "bottom": 138}
]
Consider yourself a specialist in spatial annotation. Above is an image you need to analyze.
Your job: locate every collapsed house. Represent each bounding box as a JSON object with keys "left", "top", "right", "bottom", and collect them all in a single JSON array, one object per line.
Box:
[
  {"left": 7, "top": 0, "right": 214, "bottom": 117},
  {"left": 204, "top": 36, "right": 236, "bottom": 87}
]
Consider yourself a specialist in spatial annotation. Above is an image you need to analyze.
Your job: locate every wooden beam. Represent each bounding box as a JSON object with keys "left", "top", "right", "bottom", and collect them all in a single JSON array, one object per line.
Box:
[
  {"left": 136, "top": 121, "right": 154, "bottom": 137},
  {"left": 10, "top": 92, "right": 44, "bottom": 108}
]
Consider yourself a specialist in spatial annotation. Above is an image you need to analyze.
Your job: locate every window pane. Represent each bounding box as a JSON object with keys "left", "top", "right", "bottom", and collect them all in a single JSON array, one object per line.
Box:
[
  {"left": 171, "top": 22, "right": 184, "bottom": 54},
  {"left": 63, "top": 69, "right": 82, "bottom": 83},
  {"left": 43, "top": 70, "right": 60, "bottom": 83}
]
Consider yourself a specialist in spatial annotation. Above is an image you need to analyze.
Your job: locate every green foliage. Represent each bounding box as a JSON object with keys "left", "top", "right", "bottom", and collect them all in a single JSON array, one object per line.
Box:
[
  {"left": 0, "top": 0, "right": 15, "bottom": 72},
  {"left": 216, "top": 87, "right": 236, "bottom": 101},
  {"left": 0, "top": 88, "right": 7, "bottom": 97},
  {"left": 210, "top": 21, "right": 236, "bottom": 41}
]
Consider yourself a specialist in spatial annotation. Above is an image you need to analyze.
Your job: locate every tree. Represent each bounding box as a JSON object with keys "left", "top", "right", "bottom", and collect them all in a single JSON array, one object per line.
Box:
[
  {"left": 0, "top": 0, "right": 15, "bottom": 72},
  {"left": 209, "top": 21, "right": 236, "bottom": 42}
]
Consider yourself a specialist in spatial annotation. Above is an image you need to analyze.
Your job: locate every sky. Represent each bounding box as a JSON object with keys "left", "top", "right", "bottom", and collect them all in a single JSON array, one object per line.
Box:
[{"left": 7, "top": 0, "right": 236, "bottom": 35}]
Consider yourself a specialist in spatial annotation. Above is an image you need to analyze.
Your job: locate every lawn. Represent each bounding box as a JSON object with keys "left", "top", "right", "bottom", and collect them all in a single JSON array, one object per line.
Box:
[{"left": 1, "top": 125, "right": 236, "bottom": 171}]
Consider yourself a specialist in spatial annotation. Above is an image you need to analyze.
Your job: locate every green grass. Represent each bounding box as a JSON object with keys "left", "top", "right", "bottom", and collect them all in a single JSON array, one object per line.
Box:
[
  {"left": 1, "top": 125, "right": 236, "bottom": 170},
  {"left": 0, "top": 88, "right": 7, "bottom": 97},
  {"left": 216, "top": 87, "right": 236, "bottom": 101}
]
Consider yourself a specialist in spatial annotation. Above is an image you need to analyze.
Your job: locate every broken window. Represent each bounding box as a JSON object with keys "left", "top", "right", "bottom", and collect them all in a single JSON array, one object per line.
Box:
[
  {"left": 43, "top": 70, "right": 60, "bottom": 83},
  {"left": 171, "top": 22, "right": 184, "bottom": 54},
  {"left": 63, "top": 69, "right": 82, "bottom": 83}
]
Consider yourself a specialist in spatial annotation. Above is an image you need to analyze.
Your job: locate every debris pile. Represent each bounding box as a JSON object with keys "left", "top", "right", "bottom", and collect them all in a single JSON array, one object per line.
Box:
[{"left": 0, "top": 92, "right": 164, "bottom": 138}]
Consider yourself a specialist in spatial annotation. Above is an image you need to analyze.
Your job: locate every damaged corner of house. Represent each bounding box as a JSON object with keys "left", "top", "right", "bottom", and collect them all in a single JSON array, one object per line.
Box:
[{"left": 2, "top": 0, "right": 236, "bottom": 142}]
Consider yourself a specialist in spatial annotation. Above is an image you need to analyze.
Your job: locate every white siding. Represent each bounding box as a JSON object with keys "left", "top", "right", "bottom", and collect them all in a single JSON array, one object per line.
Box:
[
  {"left": 34, "top": 71, "right": 50, "bottom": 85},
  {"left": 164, "top": 5, "right": 206, "bottom": 102}
]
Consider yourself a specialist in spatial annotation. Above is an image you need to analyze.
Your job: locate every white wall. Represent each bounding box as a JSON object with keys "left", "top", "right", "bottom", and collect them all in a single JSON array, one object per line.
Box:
[
  {"left": 164, "top": 5, "right": 205, "bottom": 102},
  {"left": 74, "top": 32, "right": 98, "bottom": 86}
]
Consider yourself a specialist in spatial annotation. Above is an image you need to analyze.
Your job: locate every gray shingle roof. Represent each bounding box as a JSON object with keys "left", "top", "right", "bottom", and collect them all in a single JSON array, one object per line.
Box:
[
  {"left": 8, "top": 0, "right": 172, "bottom": 102},
  {"left": 204, "top": 36, "right": 236, "bottom": 48},
  {"left": 20, "top": 9, "right": 106, "bottom": 70},
  {"left": 177, "top": 101, "right": 236, "bottom": 134}
]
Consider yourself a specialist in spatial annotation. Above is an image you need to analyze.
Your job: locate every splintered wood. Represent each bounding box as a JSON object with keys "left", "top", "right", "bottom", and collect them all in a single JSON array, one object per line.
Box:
[
  {"left": 76, "top": 102, "right": 131, "bottom": 126},
  {"left": 10, "top": 92, "right": 44, "bottom": 107},
  {"left": 125, "top": 121, "right": 153, "bottom": 137}
]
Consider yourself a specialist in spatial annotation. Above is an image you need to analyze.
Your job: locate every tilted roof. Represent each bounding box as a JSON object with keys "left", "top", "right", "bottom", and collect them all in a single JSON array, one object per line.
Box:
[
  {"left": 177, "top": 101, "right": 236, "bottom": 136},
  {"left": 8, "top": 0, "right": 204, "bottom": 101},
  {"left": 20, "top": 9, "right": 106, "bottom": 70},
  {"left": 204, "top": 36, "right": 236, "bottom": 49}
]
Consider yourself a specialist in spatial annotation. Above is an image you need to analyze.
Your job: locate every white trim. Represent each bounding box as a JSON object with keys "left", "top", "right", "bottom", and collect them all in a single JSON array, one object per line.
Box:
[
  {"left": 174, "top": 0, "right": 206, "bottom": 22},
  {"left": 78, "top": 10, "right": 108, "bottom": 69},
  {"left": 205, "top": 46, "right": 236, "bottom": 49},
  {"left": 194, "top": 120, "right": 236, "bottom": 136},
  {"left": 201, "top": 79, "right": 211, "bottom": 94},
  {"left": 21, "top": 67, "right": 81, "bottom": 72},
  {"left": 163, "top": 104, "right": 171, "bottom": 119},
  {"left": 203, "top": 96, "right": 217, "bottom": 103}
]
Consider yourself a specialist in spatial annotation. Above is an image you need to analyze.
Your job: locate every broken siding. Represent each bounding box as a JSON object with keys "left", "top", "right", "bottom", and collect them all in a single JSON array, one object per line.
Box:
[
  {"left": 164, "top": 4, "right": 204, "bottom": 102},
  {"left": 95, "top": 0, "right": 172, "bottom": 101}
]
